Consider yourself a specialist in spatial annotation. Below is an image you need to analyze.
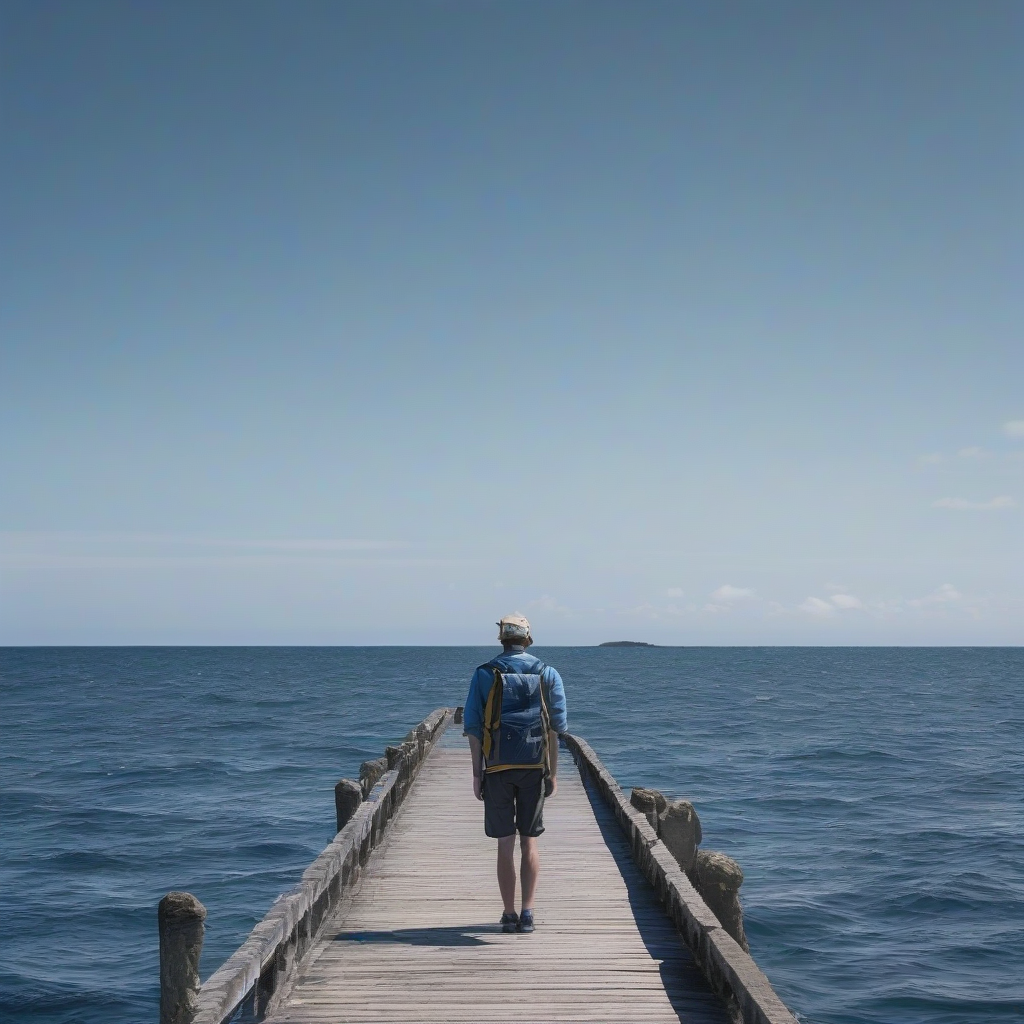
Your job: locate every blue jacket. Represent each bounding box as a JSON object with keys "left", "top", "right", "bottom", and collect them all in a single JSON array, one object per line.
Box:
[{"left": 463, "top": 648, "right": 568, "bottom": 744}]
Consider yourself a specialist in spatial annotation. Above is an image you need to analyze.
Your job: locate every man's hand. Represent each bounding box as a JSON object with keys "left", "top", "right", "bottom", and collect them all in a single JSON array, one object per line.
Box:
[
  {"left": 473, "top": 774, "right": 483, "bottom": 801},
  {"left": 545, "top": 775, "right": 557, "bottom": 798}
]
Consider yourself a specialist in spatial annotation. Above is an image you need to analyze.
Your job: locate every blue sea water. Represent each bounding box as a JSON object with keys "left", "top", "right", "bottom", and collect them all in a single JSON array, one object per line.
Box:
[{"left": 1, "top": 647, "right": 1022, "bottom": 1024}]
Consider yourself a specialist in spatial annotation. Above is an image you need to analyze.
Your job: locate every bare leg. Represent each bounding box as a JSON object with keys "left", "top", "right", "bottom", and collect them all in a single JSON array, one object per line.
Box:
[
  {"left": 496, "top": 835, "right": 517, "bottom": 914},
  {"left": 520, "top": 835, "right": 540, "bottom": 910}
]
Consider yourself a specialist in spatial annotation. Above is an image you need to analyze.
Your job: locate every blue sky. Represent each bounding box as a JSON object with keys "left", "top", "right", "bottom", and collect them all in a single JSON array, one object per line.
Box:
[{"left": 1, "top": 2, "right": 1021, "bottom": 644}]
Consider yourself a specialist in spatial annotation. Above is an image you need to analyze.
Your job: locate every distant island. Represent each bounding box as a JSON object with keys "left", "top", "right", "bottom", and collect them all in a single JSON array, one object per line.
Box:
[{"left": 598, "top": 641, "right": 658, "bottom": 647}]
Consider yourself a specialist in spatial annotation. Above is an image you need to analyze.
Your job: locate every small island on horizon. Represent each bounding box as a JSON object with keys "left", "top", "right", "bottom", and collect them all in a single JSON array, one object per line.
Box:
[{"left": 598, "top": 641, "right": 658, "bottom": 647}]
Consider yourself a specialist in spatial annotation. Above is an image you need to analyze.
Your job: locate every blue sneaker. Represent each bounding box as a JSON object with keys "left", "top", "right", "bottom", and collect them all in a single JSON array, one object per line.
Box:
[
  {"left": 517, "top": 909, "right": 535, "bottom": 933},
  {"left": 500, "top": 912, "right": 519, "bottom": 933}
]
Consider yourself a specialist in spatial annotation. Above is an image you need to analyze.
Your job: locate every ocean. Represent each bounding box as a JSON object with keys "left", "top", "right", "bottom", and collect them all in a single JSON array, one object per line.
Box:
[{"left": 1, "top": 647, "right": 1021, "bottom": 1024}]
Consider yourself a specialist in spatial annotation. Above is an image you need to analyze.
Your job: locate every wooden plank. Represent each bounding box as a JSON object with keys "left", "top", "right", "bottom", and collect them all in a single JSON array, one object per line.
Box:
[{"left": 267, "top": 730, "right": 729, "bottom": 1024}]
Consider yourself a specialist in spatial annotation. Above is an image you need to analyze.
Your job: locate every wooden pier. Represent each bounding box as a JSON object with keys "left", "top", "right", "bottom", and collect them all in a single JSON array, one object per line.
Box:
[{"left": 162, "top": 709, "right": 797, "bottom": 1024}]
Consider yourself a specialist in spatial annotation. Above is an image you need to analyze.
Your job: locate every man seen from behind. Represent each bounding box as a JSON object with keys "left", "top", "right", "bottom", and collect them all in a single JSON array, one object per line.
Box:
[{"left": 463, "top": 613, "right": 568, "bottom": 934}]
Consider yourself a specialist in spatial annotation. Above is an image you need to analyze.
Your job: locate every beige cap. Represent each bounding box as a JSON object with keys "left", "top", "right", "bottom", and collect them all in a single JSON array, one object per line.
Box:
[{"left": 497, "top": 613, "right": 531, "bottom": 642}]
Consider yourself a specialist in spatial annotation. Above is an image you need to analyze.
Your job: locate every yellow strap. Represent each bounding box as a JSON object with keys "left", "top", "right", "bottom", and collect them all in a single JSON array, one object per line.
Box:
[
  {"left": 481, "top": 667, "right": 502, "bottom": 761},
  {"left": 484, "top": 763, "right": 545, "bottom": 774}
]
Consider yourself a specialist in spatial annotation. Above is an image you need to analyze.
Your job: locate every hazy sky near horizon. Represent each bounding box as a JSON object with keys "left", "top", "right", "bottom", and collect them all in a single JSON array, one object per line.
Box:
[{"left": 2, "top": 2, "right": 1022, "bottom": 645}]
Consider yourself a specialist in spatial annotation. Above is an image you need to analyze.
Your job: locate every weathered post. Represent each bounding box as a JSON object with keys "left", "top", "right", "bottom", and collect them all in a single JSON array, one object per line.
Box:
[
  {"left": 415, "top": 722, "right": 429, "bottom": 758},
  {"left": 630, "top": 787, "right": 667, "bottom": 833},
  {"left": 334, "top": 779, "right": 362, "bottom": 832},
  {"left": 158, "top": 891, "right": 206, "bottom": 1024},
  {"left": 659, "top": 799, "right": 702, "bottom": 873},
  {"left": 695, "top": 850, "right": 749, "bottom": 952},
  {"left": 359, "top": 756, "right": 388, "bottom": 797}
]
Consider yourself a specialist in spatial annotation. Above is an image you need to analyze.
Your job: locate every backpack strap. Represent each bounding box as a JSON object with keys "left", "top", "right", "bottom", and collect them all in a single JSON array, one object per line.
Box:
[
  {"left": 481, "top": 664, "right": 503, "bottom": 761},
  {"left": 536, "top": 663, "right": 553, "bottom": 779}
]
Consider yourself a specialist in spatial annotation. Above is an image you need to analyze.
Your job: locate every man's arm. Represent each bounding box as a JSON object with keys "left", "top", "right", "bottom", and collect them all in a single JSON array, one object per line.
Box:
[
  {"left": 543, "top": 666, "right": 568, "bottom": 735},
  {"left": 546, "top": 729, "right": 559, "bottom": 797},
  {"left": 463, "top": 667, "right": 487, "bottom": 800},
  {"left": 543, "top": 666, "right": 566, "bottom": 798},
  {"left": 468, "top": 734, "right": 484, "bottom": 801}
]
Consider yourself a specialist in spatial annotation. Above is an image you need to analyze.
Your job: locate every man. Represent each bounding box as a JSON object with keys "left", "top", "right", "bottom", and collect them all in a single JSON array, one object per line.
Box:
[{"left": 463, "top": 613, "right": 568, "bottom": 934}]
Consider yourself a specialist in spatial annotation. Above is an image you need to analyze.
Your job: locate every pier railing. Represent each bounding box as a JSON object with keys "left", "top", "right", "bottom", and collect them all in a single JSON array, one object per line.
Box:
[
  {"left": 563, "top": 734, "right": 797, "bottom": 1024},
  {"left": 158, "top": 707, "right": 454, "bottom": 1024}
]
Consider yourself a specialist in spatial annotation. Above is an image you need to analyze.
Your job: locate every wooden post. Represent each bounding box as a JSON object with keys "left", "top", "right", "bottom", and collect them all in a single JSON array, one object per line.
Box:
[
  {"left": 660, "top": 799, "right": 702, "bottom": 873},
  {"left": 630, "top": 786, "right": 667, "bottom": 834},
  {"left": 694, "top": 850, "right": 749, "bottom": 952},
  {"left": 334, "top": 778, "right": 362, "bottom": 832},
  {"left": 158, "top": 891, "right": 206, "bottom": 1024},
  {"left": 359, "top": 756, "right": 388, "bottom": 797}
]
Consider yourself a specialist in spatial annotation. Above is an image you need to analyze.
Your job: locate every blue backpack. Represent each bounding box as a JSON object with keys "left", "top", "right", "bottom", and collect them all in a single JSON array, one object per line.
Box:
[{"left": 480, "top": 660, "right": 553, "bottom": 775}]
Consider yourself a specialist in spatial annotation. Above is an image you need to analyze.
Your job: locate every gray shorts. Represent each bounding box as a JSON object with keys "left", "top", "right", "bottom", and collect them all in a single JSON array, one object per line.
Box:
[{"left": 482, "top": 768, "right": 545, "bottom": 838}]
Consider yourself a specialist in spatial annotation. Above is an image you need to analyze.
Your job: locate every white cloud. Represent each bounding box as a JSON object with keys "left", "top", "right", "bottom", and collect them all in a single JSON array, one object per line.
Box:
[
  {"left": 625, "top": 600, "right": 691, "bottom": 619},
  {"left": 710, "top": 584, "right": 755, "bottom": 603},
  {"left": 1004, "top": 420, "right": 1024, "bottom": 438},
  {"left": 932, "top": 496, "right": 1016, "bottom": 511},
  {"left": 666, "top": 587, "right": 684, "bottom": 598},
  {"left": 872, "top": 599, "right": 906, "bottom": 616},
  {"left": 799, "top": 596, "right": 835, "bottom": 617},
  {"left": 957, "top": 446, "right": 988, "bottom": 459},
  {"left": 798, "top": 593, "right": 863, "bottom": 616},
  {"left": 530, "top": 594, "right": 571, "bottom": 614},
  {"left": 918, "top": 453, "right": 943, "bottom": 466},
  {"left": 625, "top": 602, "right": 659, "bottom": 618},
  {"left": 863, "top": 584, "right": 971, "bottom": 617},
  {"left": 910, "top": 583, "right": 962, "bottom": 607}
]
